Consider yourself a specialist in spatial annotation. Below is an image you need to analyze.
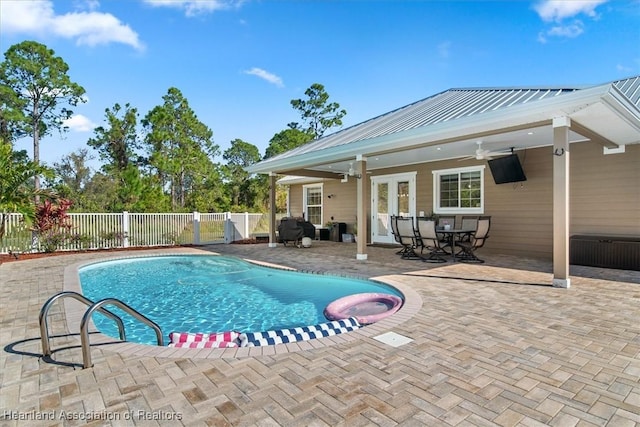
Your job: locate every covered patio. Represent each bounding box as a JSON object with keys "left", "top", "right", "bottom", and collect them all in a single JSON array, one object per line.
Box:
[{"left": 248, "top": 77, "right": 640, "bottom": 288}]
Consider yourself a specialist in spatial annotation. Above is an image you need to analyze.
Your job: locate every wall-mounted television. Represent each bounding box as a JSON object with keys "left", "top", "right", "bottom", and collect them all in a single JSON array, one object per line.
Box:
[{"left": 487, "top": 154, "right": 527, "bottom": 184}]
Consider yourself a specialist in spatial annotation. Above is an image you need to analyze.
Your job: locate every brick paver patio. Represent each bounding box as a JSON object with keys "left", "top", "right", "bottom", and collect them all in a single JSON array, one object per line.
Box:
[{"left": 1, "top": 242, "right": 638, "bottom": 426}]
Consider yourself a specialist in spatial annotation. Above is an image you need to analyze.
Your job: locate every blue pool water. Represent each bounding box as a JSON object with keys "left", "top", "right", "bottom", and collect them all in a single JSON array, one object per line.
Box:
[{"left": 79, "top": 255, "right": 403, "bottom": 345}]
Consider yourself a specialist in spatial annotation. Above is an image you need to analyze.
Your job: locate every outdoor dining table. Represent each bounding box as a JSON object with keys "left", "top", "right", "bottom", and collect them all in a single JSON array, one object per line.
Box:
[{"left": 437, "top": 228, "right": 476, "bottom": 261}]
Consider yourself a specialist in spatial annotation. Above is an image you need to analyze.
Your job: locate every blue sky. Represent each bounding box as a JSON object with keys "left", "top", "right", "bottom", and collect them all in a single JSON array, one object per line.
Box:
[{"left": 1, "top": 0, "right": 639, "bottom": 170}]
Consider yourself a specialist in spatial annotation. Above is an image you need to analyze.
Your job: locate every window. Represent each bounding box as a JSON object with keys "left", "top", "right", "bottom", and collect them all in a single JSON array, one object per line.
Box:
[
  {"left": 432, "top": 166, "right": 484, "bottom": 214},
  {"left": 303, "top": 184, "right": 323, "bottom": 225}
]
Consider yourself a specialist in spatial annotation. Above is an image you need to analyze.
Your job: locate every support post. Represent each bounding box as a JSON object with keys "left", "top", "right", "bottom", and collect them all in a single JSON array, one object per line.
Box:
[
  {"left": 356, "top": 155, "right": 368, "bottom": 260},
  {"left": 269, "top": 173, "right": 278, "bottom": 248},
  {"left": 552, "top": 116, "right": 571, "bottom": 288}
]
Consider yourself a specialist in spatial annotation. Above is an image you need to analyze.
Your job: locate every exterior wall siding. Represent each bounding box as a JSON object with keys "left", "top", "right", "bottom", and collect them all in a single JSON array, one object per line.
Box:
[{"left": 283, "top": 143, "right": 639, "bottom": 260}]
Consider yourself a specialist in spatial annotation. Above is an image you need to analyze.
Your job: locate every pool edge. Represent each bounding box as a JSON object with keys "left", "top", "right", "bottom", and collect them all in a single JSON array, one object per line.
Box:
[{"left": 62, "top": 248, "right": 423, "bottom": 360}]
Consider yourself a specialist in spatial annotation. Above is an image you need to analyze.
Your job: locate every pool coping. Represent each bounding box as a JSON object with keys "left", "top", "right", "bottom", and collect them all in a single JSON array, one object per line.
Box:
[{"left": 61, "top": 248, "right": 423, "bottom": 359}]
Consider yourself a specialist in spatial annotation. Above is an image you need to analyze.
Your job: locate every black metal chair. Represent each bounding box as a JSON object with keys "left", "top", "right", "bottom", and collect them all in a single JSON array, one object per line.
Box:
[
  {"left": 456, "top": 217, "right": 491, "bottom": 263},
  {"left": 416, "top": 218, "right": 448, "bottom": 263},
  {"left": 457, "top": 215, "right": 480, "bottom": 243},
  {"left": 394, "top": 216, "right": 421, "bottom": 259},
  {"left": 390, "top": 215, "right": 405, "bottom": 255},
  {"left": 436, "top": 215, "right": 456, "bottom": 252}
]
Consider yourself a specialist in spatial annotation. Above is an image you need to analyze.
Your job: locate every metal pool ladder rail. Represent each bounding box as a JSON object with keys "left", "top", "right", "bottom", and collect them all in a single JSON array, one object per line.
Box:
[{"left": 39, "top": 291, "right": 164, "bottom": 369}]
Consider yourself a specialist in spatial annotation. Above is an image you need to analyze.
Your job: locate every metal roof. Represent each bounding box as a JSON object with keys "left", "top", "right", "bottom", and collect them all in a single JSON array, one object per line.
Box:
[
  {"left": 614, "top": 75, "right": 640, "bottom": 105},
  {"left": 267, "top": 87, "right": 579, "bottom": 161},
  {"left": 254, "top": 76, "right": 640, "bottom": 170}
]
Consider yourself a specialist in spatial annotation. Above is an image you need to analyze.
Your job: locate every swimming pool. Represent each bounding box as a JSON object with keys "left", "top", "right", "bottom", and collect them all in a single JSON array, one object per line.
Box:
[{"left": 79, "top": 255, "right": 404, "bottom": 345}]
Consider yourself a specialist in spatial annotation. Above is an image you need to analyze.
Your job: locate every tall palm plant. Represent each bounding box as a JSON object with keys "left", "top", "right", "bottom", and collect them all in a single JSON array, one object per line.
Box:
[{"left": 0, "top": 143, "right": 53, "bottom": 240}]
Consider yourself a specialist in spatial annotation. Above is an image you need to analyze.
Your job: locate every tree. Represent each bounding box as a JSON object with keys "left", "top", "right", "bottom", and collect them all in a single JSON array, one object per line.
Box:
[
  {"left": 264, "top": 124, "right": 313, "bottom": 159},
  {"left": 0, "top": 142, "right": 53, "bottom": 240},
  {"left": 142, "top": 87, "right": 221, "bottom": 211},
  {"left": 87, "top": 103, "right": 141, "bottom": 173},
  {"left": 0, "top": 41, "right": 86, "bottom": 201},
  {"left": 290, "top": 83, "right": 346, "bottom": 139},
  {"left": 222, "top": 139, "right": 261, "bottom": 209},
  {"left": 50, "top": 148, "right": 93, "bottom": 205}
]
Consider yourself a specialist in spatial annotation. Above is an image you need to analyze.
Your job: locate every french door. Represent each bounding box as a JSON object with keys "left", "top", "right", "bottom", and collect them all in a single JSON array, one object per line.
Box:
[{"left": 371, "top": 172, "right": 416, "bottom": 244}]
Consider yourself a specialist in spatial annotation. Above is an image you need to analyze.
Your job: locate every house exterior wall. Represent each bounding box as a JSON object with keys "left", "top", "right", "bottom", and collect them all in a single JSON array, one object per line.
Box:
[
  {"left": 285, "top": 143, "right": 639, "bottom": 259},
  {"left": 287, "top": 181, "right": 359, "bottom": 233}
]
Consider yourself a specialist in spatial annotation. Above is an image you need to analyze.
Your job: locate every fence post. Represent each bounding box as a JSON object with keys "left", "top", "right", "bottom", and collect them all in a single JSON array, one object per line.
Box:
[
  {"left": 244, "top": 212, "right": 249, "bottom": 240},
  {"left": 224, "top": 212, "right": 232, "bottom": 243},
  {"left": 193, "top": 211, "right": 201, "bottom": 245},
  {"left": 122, "top": 211, "right": 130, "bottom": 248}
]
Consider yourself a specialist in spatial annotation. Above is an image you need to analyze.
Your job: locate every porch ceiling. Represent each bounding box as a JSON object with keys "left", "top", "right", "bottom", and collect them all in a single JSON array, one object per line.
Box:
[{"left": 283, "top": 124, "right": 587, "bottom": 180}]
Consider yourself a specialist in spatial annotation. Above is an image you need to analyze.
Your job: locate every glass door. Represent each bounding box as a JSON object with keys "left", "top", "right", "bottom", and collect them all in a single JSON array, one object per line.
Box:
[
  {"left": 374, "top": 181, "right": 390, "bottom": 241},
  {"left": 371, "top": 172, "right": 416, "bottom": 244}
]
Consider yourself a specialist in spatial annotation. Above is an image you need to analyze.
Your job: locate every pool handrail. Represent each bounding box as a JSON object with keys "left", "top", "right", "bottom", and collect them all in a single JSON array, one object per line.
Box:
[
  {"left": 39, "top": 291, "right": 126, "bottom": 358},
  {"left": 81, "top": 298, "right": 164, "bottom": 368}
]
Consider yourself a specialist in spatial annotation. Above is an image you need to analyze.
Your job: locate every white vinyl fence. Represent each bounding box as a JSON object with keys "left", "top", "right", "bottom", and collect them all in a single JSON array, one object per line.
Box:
[{"left": 0, "top": 211, "right": 271, "bottom": 254}]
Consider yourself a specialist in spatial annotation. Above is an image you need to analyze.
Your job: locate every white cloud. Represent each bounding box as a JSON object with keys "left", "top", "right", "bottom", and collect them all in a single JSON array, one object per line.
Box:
[
  {"left": 534, "top": 0, "right": 607, "bottom": 22},
  {"left": 143, "top": 0, "right": 244, "bottom": 17},
  {"left": 63, "top": 114, "right": 97, "bottom": 132},
  {"left": 244, "top": 68, "right": 284, "bottom": 88},
  {"left": 547, "top": 21, "right": 585, "bottom": 38},
  {"left": 616, "top": 63, "right": 633, "bottom": 73},
  {"left": 0, "top": 0, "right": 144, "bottom": 51},
  {"left": 533, "top": 0, "right": 608, "bottom": 42}
]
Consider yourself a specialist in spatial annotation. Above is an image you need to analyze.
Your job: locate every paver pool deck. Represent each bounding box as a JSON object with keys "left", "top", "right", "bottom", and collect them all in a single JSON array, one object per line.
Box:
[{"left": 1, "top": 242, "right": 639, "bottom": 426}]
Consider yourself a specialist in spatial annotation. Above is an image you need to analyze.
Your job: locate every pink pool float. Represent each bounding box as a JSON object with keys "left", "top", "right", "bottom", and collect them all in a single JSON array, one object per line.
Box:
[{"left": 324, "top": 293, "right": 403, "bottom": 324}]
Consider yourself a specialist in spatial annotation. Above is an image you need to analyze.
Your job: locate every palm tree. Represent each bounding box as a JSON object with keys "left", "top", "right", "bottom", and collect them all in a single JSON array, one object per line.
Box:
[{"left": 0, "top": 143, "right": 53, "bottom": 240}]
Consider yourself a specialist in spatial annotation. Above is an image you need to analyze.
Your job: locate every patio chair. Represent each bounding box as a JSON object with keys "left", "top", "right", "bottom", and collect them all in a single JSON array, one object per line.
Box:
[
  {"left": 457, "top": 216, "right": 480, "bottom": 243},
  {"left": 416, "top": 218, "right": 448, "bottom": 263},
  {"left": 456, "top": 217, "right": 491, "bottom": 263},
  {"left": 394, "top": 216, "right": 421, "bottom": 259},
  {"left": 437, "top": 215, "right": 456, "bottom": 252},
  {"left": 391, "top": 215, "right": 406, "bottom": 255},
  {"left": 277, "top": 218, "right": 305, "bottom": 247},
  {"left": 437, "top": 216, "right": 456, "bottom": 230}
]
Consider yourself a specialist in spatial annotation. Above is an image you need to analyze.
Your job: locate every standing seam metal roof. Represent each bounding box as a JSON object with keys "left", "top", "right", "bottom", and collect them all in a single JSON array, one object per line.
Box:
[{"left": 265, "top": 76, "right": 640, "bottom": 162}]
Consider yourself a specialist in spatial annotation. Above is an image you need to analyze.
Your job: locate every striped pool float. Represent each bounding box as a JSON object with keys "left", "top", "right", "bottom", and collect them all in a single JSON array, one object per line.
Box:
[
  {"left": 168, "top": 331, "right": 241, "bottom": 348},
  {"left": 239, "top": 317, "right": 361, "bottom": 347}
]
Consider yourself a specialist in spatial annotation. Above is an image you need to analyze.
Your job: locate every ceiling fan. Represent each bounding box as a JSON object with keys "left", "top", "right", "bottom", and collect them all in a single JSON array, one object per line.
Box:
[{"left": 459, "top": 141, "right": 511, "bottom": 161}]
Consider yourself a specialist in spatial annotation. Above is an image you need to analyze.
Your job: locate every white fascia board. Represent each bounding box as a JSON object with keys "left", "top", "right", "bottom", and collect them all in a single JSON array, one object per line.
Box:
[
  {"left": 601, "top": 85, "right": 640, "bottom": 132},
  {"left": 276, "top": 176, "right": 326, "bottom": 185},
  {"left": 247, "top": 84, "right": 621, "bottom": 174}
]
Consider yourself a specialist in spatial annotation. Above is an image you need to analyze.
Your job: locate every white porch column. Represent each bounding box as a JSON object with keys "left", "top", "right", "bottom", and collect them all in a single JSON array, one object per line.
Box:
[
  {"left": 356, "top": 155, "right": 368, "bottom": 260},
  {"left": 552, "top": 117, "right": 571, "bottom": 288},
  {"left": 269, "top": 173, "right": 278, "bottom": 248}
]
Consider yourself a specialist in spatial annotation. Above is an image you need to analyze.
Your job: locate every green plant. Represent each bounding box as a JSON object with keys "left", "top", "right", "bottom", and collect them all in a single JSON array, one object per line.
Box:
[
  {"left": 163, "top": 231, "right": 179, "bottom": 245},
  {"left": 424, "top": 211, "right": 439, "bottom": 221},
  {"left": 68, "top": 233, "right": 92, "bottom": 250},
  {"left": 100, "top": 231, "right": 126, "bottom": 248},
  {"left": 40, "top": 231, "right": 67, "bottom": 253}
]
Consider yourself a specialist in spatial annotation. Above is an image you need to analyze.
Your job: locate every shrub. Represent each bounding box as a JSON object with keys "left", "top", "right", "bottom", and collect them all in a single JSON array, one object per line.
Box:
[{"left": 32, "top": 199, "right": 74, "bottom": 252}]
